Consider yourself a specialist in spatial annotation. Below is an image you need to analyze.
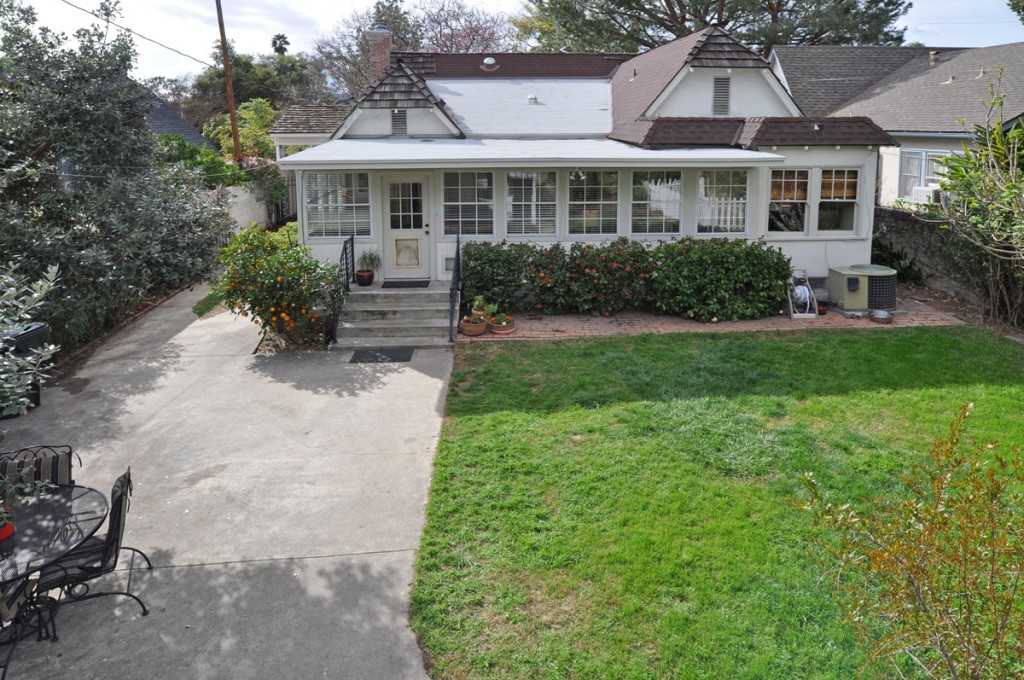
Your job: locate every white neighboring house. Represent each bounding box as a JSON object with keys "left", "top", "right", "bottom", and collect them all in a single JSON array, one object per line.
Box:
[
  {"left": 770, "top": 42, "right": 1024, "bottom": 207},
  {"left": 273, "top": 26, "right": 892, "bottom": 282}
]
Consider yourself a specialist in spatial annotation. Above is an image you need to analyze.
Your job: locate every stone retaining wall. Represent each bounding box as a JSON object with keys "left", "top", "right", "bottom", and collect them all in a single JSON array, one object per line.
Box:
[{"left": 873, "top": 206, "right": 978, "bottom": 303}]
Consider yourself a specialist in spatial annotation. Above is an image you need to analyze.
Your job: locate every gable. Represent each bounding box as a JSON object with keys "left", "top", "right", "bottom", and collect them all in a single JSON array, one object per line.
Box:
[{"left": 652, "top": 68, "right": 798, "bottom": 118}]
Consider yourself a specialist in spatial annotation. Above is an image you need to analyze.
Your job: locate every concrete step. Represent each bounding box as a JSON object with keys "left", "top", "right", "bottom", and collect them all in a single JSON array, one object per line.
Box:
[
  {"left": 341, "top": 302, "right": 450, "bottom": 321},
  {"left": 329, "top": 335, "right": 455, "bottom": 351},
  {"left": 346, "top": 287, "right": 450, "bottom": 305},
  {"left": 338, "top": 318, "right": 451, "bottom": 338}
]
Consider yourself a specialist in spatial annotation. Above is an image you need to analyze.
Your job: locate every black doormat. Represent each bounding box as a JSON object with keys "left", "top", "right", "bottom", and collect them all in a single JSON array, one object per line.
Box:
[
  {"left": 381, "top": 280, "right": 430, "bottom": 289},
  {"left": 350, "top": 347, "right": 415, "bottom": 364}
]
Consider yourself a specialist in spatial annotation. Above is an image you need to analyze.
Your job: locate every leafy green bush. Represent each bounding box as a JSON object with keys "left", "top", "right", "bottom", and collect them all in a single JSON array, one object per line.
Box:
[
  {"left": 1, "top": 264, "right": 59, "bottom": 423},
  {"left": 154, "top": 134, "right": 247, "bottom": 188},
  {"left": 650, "top": 239, "right": 791, "bottom": 322},
  {"left": 460, "top": 241, "right": 533, "bottom": 311},
  {"left": 460, "top": 238, "right": 789, "bottom": 321},
  {"left": 216, "top": 227, "right": 341, "bottom": 345}
]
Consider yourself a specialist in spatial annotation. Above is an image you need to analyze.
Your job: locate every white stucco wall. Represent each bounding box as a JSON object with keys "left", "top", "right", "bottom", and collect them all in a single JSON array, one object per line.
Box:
[
  {"left": 654, "top": 68, "right": 795, "bottom": 118},
  {"left": 226, "top": 185, "right": 267, "bottom": 228},
  {"left": 342, "top": 108, "right": 455, "bottom": 137}
]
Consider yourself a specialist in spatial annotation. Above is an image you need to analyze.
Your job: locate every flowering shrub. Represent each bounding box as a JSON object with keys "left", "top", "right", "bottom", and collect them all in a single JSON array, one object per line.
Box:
[
  {"left": 461, "top": 238, "right": 789, "bottom": 321},
  {"left": 216, "top": 227, "right": 341, "bottom": 346}
]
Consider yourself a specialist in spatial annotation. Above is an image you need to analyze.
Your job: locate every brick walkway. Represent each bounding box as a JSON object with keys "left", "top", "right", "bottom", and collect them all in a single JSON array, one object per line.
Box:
[{"left": 457, "top": 296, "right": 964, "bottom": 344}]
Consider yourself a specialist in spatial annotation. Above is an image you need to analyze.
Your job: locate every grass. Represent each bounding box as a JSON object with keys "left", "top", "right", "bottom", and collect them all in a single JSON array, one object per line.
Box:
[
  {"left": 192, "top": 290, "right": 224, "bottom": 317},
  {"left": 411, "top": 326, "right": 1024, "bottom": 678}
]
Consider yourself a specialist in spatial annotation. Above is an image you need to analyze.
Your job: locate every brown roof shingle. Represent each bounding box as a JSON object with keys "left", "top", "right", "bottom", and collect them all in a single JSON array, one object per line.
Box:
[
  {"left": 392, "top": 52, "right": 631, "bottom": 78},
  {"left": 270, "top": 104, "right": 351, "bottom": 135},
  {"left": 611, "top": 116, "right": 894, "bottom": 149}
]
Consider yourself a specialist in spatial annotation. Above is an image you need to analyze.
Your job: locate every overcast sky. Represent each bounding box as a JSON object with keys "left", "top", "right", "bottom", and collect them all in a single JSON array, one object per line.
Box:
[{"left": 23, "top": 0, "right": 1024, "bottom": 80}]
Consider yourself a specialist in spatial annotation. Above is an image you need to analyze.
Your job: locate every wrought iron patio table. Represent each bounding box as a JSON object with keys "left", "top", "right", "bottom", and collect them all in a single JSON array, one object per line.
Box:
[
  {"left": 0, "top": 486, "right": 109, "bottom": 587},
  {"left": 0, "top": 485, "right": 108, "bottom": 639}
]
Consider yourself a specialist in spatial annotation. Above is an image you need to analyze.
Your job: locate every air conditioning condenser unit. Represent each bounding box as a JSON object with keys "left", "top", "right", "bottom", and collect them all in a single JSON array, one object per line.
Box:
[{"left": 828, "top": 265, "right": 898, "bottom": 312}]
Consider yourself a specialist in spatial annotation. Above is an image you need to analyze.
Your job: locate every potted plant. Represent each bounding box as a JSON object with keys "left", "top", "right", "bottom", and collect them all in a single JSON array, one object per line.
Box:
[
  {"left": 355, "top": 248, "right": 382, "bottom": 287},
  {"left": 471, "top": 295, "right": 488, "bottom": 316},
  {"left": 489, "top": 312, "right": 516, "bottom": 335},
  {"left": 459, "top": 313, "right": 489, "bottom": 336},
  {"left": 0, "top": 468, "right": 53, "bottom": 540}
]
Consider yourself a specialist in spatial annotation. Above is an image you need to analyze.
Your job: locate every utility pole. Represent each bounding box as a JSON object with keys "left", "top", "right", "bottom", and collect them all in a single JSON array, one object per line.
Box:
[{"left": 215, "top": 0, "right": 242, "bottom": 162}]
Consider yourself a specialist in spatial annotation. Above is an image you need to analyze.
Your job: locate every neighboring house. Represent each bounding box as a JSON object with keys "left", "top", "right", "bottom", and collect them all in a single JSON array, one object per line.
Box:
[
  {"left": 274, "top": 26, "right": 892, "bottom": 282},
  {"left": 771, "top": 42, "right": 1024, "bottom": 206},
  {"left": 145, "top": 93, "right": 211, "bottom": 149}
]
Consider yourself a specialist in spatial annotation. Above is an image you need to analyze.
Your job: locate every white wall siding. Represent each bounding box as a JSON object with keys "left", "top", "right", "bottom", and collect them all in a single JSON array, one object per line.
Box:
[
  {"left": 878, "top": 136, "right": 968, "bottom": 206},
  {"left": 343, "top": 108, "right": 456, "bottom": 137},
  {"left": 654, "top": 69, "right": 795, "bottom": 118}
]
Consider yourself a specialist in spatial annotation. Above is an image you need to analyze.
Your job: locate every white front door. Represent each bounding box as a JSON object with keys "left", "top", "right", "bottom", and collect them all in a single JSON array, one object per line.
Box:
[{"left": 383, "top": 174, "right": 432, "bottom": 279}]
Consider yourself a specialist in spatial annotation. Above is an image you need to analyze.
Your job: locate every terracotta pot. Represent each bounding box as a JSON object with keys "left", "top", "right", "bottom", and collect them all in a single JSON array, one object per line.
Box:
[
  {"left": 459, "top": 320, "right": 489, "bottom": 336},
  {"left": 0, "top": 522, "right": 15, "bottom": 541},
  {"left": 489, "top": 321, "right": 516, "bottom": 335},
  {"left": 355, "top": 270, "right": 375, "bottom": 287}
]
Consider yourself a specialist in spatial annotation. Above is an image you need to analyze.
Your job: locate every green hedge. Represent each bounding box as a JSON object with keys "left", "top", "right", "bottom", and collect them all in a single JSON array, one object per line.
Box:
[{"left": 462, "top": 238, "right": 791, "bottom": 322}]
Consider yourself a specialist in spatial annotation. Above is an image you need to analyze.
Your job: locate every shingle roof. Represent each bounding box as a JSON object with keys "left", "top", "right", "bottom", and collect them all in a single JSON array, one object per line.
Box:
[
  {"left": 611, "top": 116, "right": 894, "bottom": 149},
  {"left": 771, "top": 45, "right": 942, "bottom": 116},
  {"left": 270, "top": 104, "right": 352, "bottom": 135},
  {"left": 146, "top": 94, "right": 210, "bottom": 148},
  {"left": 832, "top": 42, "right": 1024, "bottom": 132},
  {"left": 392, "top": 52, "right": 631, "bottom": 78},
  {"left": 362, "top": 60, "right": 442, "bottom": 109},
  {"left": 610, "top": 27, "right": 769, "bottom": 145}
]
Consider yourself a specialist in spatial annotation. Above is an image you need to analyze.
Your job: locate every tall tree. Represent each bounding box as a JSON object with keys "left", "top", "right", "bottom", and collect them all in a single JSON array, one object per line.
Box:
[
  {"left": 315, "top": 0, "right": 522, "bottom": 99},
  {"left": 271, "top": 33, "right": 290, "bottom": 55},
  {"left": 522, "top": 0, "right": 911, "bottom": 55}
]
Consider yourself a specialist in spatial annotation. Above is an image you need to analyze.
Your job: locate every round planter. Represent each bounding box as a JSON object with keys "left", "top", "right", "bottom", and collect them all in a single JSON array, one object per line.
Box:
[
  {"left": 355, "top": 270, "right": 375, "bottom": 287},
  {"left": 489, "top": 322, "right": 516, "bottom": 335},
  {"left": 460, "top": 320, "right": 489, "bottom": 336},
  {"left": 0, "top": 522, "right": 15, "bottom": 541}
]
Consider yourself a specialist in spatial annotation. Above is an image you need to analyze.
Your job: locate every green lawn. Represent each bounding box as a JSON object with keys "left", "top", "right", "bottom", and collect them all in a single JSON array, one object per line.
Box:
[{"left": 411, "top": 327, "right": 1024, "bottom": 679}]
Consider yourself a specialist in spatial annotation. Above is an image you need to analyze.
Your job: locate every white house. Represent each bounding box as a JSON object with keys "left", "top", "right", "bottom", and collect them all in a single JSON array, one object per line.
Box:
[
  {"left": 770, "top": 42, "right": 1024, "bottom": 206},
  {"left": 275, "top": 26, "right": 892, "bottom": 282}
]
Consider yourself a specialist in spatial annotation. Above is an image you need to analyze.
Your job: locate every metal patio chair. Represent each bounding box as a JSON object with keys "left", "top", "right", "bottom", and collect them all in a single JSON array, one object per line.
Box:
[
  {"left": 35, "top": 468, "right": 152, "bottom": 635},
  {"left": 0, "top": 445, "right": 79, "bottom": 487}
]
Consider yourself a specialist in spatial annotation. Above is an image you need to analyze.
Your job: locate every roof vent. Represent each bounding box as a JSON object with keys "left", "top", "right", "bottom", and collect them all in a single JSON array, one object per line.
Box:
[
  {"left": 712, "top": 77, "right": 730, "bottom": 116},
  {"left": 942, "top": 74, "right": 956, "bottom": 84},
  {"left": 929, "top": 50, "right": 939, "bottom": 66},
  {"left": 480, "top": 56, "right": 499, "bottom": 72},
  {"left": 527, "top": 95, "right": 538, "bottom": 104}
]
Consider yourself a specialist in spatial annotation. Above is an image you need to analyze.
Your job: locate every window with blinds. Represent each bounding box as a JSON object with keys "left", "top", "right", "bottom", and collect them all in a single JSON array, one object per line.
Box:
[
  {"left": 713, "top": 77, "right": 730, "bottom": 116},
  {"left": 443, "top": 172, "right": 494, "bottom": 236},
  {"left": 507, "top": 171, "right": 557, "bottom": 235},
  {"left": 304, "top": 172, "right": 371, "bottom": 238},
  {"left": 631, "top": 171, "right": 681, "bottom": 234}
]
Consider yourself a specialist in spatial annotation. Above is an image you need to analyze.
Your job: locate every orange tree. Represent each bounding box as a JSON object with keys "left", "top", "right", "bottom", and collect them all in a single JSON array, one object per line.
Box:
[
  {"left": 216, "top": 226, "right": 341, "bottom": 345},
  {"left": 798, "top": 405, "right": 1024, "bottom": 678}
]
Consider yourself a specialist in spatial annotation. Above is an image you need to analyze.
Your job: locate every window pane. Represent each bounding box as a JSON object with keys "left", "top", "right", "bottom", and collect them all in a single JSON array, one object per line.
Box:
[
  {"left": 631, "top": 171, "right": 681, "bottom": 234},
  {"left": 444, "top": 171, "right": 495, "bottom": 235},
  {"left": 569, "top": 170, "right": 618, "bottom": 235},
  {"left": 819, "top": 202, "right": 855, "bottom": 230},
  {"left": 697, "top": 169, "right": 746, "bottom": 234}
]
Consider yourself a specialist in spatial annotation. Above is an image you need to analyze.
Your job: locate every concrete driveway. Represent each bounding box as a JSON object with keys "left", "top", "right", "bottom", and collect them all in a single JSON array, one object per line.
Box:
[{"left": 0, "top": 287, "right": 453, "bottom": 679}]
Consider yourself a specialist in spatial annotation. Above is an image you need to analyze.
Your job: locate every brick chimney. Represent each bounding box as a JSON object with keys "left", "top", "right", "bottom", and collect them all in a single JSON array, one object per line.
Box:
[{"left": 368, "top": 20, "right": 392, "bottom": 83}]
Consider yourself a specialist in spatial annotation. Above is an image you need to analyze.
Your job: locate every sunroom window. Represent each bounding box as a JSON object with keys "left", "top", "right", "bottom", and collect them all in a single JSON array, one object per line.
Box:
[
  {"left": 443, "top": 172, "right": 494, "bottom": 236},
  {"left": 768, "top": 169, "right": 809, "bottom": 232},
  {"left": 304, "top": 172, "right": 371, "bottom": 238},
  {"left": 507, "top": 171, "right": 557, "bottom": 236},
  {"left": 631, "top": 171, "right": 681, "bottom": 234},
  {"left": 818, "top": 169, "right": 858, "bottom": 231},
  {"left": 697, "top": 170, "right": 746, "bottom": 234},
  {"left": 568, "top": 170, "right": 618, "bottom": 235}
]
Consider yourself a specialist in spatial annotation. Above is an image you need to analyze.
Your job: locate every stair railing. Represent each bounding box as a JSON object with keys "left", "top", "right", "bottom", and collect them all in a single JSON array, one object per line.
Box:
[{"left": 448, "top": 232, "right": 462, "bottom": 343}]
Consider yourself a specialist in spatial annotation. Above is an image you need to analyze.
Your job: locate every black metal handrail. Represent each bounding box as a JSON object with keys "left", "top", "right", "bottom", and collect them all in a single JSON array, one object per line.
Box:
[
  {"left": 448, "top": 232, "right": 461, "bottom": 343},
  {"left": 338, "top": 235, "right": 356, "bottom": 294}
]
